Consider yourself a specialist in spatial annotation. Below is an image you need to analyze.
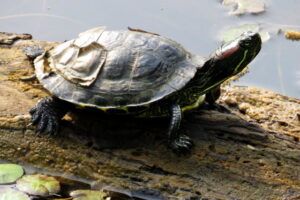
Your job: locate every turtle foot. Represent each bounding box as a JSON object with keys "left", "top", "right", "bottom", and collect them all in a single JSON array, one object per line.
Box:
[
  {"left": 169, "top": 134, "right": 194, "bottom": 154},
  {"left": 29, "top": 97, "right": 63, "bottom": 135}
]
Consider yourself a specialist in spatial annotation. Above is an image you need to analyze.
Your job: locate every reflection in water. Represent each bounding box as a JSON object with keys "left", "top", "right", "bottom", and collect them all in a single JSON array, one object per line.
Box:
[
  {"left": 0, "top": 13, "right": 87, "bottom": 27},
  {"left": 0, "top": 0, "right": 299, "bottom": 98}
]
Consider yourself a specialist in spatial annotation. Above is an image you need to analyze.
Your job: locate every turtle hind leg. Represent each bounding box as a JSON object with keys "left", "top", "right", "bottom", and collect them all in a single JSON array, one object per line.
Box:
[
  {"left": 29, "top": 96, "right": 71, "bottom": 135},
  {"left": 167, "top": 104, "right": 193, "bottom": 153}
]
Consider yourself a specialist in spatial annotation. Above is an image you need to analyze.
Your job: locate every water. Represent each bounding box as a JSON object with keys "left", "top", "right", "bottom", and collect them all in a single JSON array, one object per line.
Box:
[{"left": 0, "top": 0, "right": 299, "bottom": 98}]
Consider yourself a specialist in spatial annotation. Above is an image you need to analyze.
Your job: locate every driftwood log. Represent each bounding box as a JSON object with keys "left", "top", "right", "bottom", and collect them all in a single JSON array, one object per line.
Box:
[{"left": 0, "top": 32, "right": 299, "bottom": 200}]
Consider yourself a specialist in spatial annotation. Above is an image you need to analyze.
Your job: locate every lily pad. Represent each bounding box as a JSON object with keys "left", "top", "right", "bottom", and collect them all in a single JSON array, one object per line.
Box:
[
  {"left": 70, "top": 190, "right": 108, "bottom": 200},
  {"left": 0, "top": 188, "right": 30, "bottom": 200},
  {"left": 0, "top": 164, "right": 24, "bottom": 184},
  {"left": 220, "top": 24, "right": 270, "bottom": 43},
  {"left": 16, "top": 174, "right": 60, "bottom": 196},
  {"left": 222, "top": 0, "right": 265, "bottom": 15}
]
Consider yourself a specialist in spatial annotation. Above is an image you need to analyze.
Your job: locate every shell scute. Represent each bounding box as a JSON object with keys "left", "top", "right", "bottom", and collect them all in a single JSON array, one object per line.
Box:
[
  {"left": 100, "top": 47, "right": 133, "bottom": 80},
  {"left": 132, "top": 53, "right": 162, "bottom": 80}
]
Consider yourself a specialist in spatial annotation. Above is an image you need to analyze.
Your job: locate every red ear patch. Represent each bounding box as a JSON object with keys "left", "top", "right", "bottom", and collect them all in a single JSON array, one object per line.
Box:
[{"left": 219, "top": 45, "right": 240, "bottom": 59}]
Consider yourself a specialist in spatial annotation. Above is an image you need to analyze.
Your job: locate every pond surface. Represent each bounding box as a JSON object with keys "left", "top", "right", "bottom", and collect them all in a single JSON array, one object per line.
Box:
[{"left": 0, "top": 0, "right": 299, "bottom": 98}]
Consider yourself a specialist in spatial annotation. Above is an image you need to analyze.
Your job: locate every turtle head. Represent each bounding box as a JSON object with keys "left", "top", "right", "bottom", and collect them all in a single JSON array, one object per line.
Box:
[
  {"left": 192, "top": 31, "right": 261, "bottom": 93},
  {"left": 213, "top": 31, "right": 262, "bottom": 75}
]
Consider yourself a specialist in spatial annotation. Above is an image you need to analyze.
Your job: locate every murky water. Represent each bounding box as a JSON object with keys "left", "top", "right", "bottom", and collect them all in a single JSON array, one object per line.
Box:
[{"left": 0, "top": 0, "right": 299, "bottom": 98}]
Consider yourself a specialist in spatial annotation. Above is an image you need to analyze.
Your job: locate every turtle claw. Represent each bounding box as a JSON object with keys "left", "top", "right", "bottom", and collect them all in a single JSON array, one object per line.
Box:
[
  {"left": 29, "top": 107, "right": 36, "bottom": 115},
  {"left": 31, "top": 112, "right": 59, "bottom": 136},
  {"left": 29, "top": 97, "right": 61, "bottom": 136},
  {"left": 35, "top": 115, "right": 47, "bottom": 133},
  {"left": 35, "top": 130, "right": 42, "bottom": 136},
  {"left": 27, "top": 122, "right": 33, "bottom": 127},
  {"left": 169, "top": 134, "right": 194, "bottom": 154}
]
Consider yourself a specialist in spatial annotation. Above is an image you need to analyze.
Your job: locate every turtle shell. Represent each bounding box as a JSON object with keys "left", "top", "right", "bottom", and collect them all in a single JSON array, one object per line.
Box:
[{"left": 34, "top": 27, "right": 204, "bottom": 108}]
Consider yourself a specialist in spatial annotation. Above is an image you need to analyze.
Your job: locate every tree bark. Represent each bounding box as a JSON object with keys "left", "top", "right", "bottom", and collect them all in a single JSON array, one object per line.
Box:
[{"left": 0, "top": 32, "right": 299, "bottom": 200}]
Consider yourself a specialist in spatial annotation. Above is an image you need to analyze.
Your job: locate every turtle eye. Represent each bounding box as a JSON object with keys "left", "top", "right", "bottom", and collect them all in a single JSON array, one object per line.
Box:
[
  {"left": 239, "top": 39, "right": 253, "bottom": 48},
  {"left": 243, "top": 41, "right": 251, "bottom": 46}
]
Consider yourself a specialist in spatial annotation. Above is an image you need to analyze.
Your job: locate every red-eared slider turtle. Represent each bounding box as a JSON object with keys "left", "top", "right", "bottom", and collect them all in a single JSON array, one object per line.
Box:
[{"left": 28, "top": 27, "right": 261, "bottom": 153}]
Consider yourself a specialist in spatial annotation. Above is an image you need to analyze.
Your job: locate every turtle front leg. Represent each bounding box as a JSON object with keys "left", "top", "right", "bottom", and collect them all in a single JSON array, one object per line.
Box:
[
  {"left": 167, "top": 104, "right": 193, "bottom": 153},
  {"left": 29, "top": 96, "right": 71, "bottom": 135},
  {"left": 205, "top": 86, "right": 221, "bottom": 105},
  {"left": 205, "top": 87, "right": 229, "bottom": 112}
]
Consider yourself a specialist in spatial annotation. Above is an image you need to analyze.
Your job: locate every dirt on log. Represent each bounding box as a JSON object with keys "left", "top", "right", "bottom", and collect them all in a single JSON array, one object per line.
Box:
[{"left": 0, "top": 32, "right": 299, "bottom": 200}]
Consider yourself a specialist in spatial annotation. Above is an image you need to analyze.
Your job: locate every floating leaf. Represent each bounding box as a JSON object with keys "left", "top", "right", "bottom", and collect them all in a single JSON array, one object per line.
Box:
[
  {"left": 222, "top": 0, "right": 265, "bottom": 15},
  {"left": 0, "top": 188, "right": 30, "bottom": 200},
  {"left": 16, "top": 174, "right": 60, "bottom": 196},
  {"left": 285, "top": 30, "right": 300, "bottom": 41},
  {"left": 70, "top": 190, "right": 108, "bottom": 200},
  {"left": 220, "top": 24, "right": 270, "bottom": 43},
  {"left": 0, "top": 164, "right": 24, "bottom": 184}
]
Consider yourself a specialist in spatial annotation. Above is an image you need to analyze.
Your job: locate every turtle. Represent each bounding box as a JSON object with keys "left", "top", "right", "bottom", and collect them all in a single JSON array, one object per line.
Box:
[{"left": 28, "top": 26, "right": 261, "bottom": 153}]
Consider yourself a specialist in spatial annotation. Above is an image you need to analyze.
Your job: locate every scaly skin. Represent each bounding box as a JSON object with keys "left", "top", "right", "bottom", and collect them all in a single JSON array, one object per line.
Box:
[{"left": 29, "top": 97, "right": 71, "bottom": 135}]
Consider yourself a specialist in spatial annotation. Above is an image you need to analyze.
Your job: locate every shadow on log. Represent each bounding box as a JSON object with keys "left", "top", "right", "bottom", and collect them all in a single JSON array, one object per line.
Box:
[{"left": 0, "top": 32, "right": 299, "bottom": 200}]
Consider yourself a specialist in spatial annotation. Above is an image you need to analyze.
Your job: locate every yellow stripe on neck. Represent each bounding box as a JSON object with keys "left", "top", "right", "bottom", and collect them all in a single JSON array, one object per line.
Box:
[{"left": 181, "top": 94, "right": 206, "bottom": 112}]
